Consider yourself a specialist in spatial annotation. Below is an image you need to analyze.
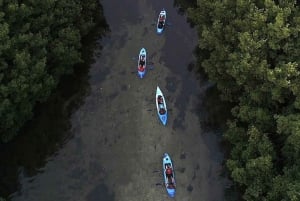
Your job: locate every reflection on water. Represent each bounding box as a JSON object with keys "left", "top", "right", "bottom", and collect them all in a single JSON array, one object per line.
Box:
[{"left": 0, "top": 13, "right": 108, "bottom": 200}]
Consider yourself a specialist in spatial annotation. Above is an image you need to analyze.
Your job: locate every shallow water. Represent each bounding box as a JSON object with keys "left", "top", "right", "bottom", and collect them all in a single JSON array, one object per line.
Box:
[{"left": 2, "top": 0, "right": 228, "bottom": 201}]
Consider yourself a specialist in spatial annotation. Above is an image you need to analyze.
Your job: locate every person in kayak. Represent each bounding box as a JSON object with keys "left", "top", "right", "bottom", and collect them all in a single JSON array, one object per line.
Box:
[
  {"left": 158, "top": 95, "right": 163, "bottom": 104},
  {"left": 158, "top": 21, "right": 164, "bottom": 28},
  {"left": 159, "top": 14, "right": 165, "bottom": 21},
  {"left": 139, "top": 56, "right": 145, "bottom": 71},
  {"left": 166, "top": 165, "right": 173, "bottom": 177},
  {"left": 159, "top": 108, "right": 166, "bottom": 115},
  {"left": 139, "top": 65, "right": 145, "bottom": 71},
  {"left": 140, "top": 56, "right": 145, "bottom": 65},
  {"left": 158, "top": 15, "right": 165, "bottom": 28},
  {"left": 139, "top": 56, "right": 145, "bottom": 70},
  {"left": 168, "top": 182, "right": 175, "bottom": 189}
]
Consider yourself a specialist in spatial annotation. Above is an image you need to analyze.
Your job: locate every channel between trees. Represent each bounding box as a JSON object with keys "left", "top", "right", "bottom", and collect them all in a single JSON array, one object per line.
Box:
[{"left": 1, "top": 0, "right": 300, "bottom": 200}]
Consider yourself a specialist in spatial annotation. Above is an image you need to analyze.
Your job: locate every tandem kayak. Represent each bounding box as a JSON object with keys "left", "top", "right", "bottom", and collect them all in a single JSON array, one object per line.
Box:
[
  {"left": 156, "top": 86, "right": 167, "bottom": 125},
  {"left": 157, "top": 9, "right": 166, "bottom": 34},
  {"left": 137, "top": 48, "right": 147, "bottom": 78},
  {"left": 162, "top": 153, "right": 176, "bottom": 198}
]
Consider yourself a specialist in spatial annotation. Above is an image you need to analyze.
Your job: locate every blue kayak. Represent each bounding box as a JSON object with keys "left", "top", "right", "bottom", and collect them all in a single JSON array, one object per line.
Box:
[
  {"left": 162, "top": 153, "right": 176, "bottom": 198},
  {"left": 156, "top": 86, "right": 167, "bottom": 125},
  {"left": 137, "top": 48, "right": 146, "bottom": 78}
]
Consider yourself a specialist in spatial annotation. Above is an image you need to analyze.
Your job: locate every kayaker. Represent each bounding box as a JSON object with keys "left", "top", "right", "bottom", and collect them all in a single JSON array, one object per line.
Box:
[
  {"left": 166, "top": 166, "right": 172, "bottom": 177},
  {"left": 159, "top": 21, "right": 164, "bottom": 28},
  {"left": 158, "top": 95, "right": 163, "bottom": 104},
  {"left": 159, "top": 108, "right": 166, "bottom": 115},
  {"left": 139, "top": 65, "right": 144, "bottom": 71},
  {"left": 159, "top": 15, "right": 165, "bottom": 21},
  {"left": 168, "top": 182, "right": 175, "bottom": 189}
]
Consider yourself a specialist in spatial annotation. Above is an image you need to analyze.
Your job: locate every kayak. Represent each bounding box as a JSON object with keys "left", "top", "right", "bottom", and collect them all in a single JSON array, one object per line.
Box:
[
  {"left": 157, "top": 9, "right": 167, "bottom": 34},
  {"left": 137, "top": 48, "right": 147, "bottom": 78},
  {"left": 156, "top": 86, "right": 167, "bottom": 125},
  {"left": 162, "top": 153, "right": 176, "bottom": 198}
]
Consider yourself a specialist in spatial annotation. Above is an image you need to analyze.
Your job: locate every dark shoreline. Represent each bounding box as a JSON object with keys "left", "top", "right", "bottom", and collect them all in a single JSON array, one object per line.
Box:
[{"left": 0, "top": 10, "right": 109, "bottom": 199}]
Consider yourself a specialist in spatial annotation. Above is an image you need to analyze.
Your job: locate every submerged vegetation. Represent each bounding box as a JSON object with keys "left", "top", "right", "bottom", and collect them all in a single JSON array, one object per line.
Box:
[
  {"left": 188, "top": 0, "right": 300, "bottom": 200},
  {"left": 0, "top": 0, "right": 106, "bottom": 142}
]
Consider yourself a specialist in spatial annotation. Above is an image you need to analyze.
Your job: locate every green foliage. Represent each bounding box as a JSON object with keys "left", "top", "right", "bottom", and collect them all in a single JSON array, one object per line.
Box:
[
  {"left": 0, "top": 0, "right": 105, "bottom": 141},
  {"left": 188, "top": 0, "right": 300, "bottom": 200},
  {"left": 268, "top": 166, "right": 300, "bottom": 201},
  {"left": 226, "top": 126, "right": 275, "bottom": 200},
  {"left": 276, "top": 114, "right": 300, "bottom": 165}
]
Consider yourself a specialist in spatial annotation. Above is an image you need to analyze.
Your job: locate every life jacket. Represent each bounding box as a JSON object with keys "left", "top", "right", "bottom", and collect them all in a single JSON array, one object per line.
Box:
[
  {"left": 159, "top": 15, "right": 165, "bottom": 22},
  {"left": 138, "top": 66, "right": 145, "bottom": 72}
]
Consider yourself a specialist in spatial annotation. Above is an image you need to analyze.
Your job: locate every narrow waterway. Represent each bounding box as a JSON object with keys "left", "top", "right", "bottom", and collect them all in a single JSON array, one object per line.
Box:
[{"left": 2, "top": 0, "right": 228, "bottom": 201}]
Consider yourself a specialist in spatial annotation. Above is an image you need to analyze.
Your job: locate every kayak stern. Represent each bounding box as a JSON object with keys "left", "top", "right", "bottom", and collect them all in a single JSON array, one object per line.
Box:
[
  {"left": 138, "top": 70, "right": 146, "bottom": 78},
  {"left": 167, "top": 188, "right": 176, "bottom": 198}
]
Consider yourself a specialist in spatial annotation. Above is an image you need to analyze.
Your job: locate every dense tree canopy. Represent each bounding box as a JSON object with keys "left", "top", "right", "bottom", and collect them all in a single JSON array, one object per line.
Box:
[
  {"left": 188, "top": 0, "right": 300, "bottom": 200},
  {"left": 0, "top": 0, "right": 106, "bottom": 142}
]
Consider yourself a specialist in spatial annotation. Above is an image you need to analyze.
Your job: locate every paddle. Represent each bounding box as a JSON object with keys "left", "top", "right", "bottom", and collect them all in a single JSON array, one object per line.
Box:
[
  {"left": 147, "top": 61, "right": 154, "bottom": 65},
  {"left": 132, "top": 56, "right": 154, "bottom": 64},
  {"left": 153, "top": 19, "right": 172, "bottom": 26},
  {"left": 147, "top": 108, "right": 173, "bottom": 112},
  {"left": 155, "top": 182, "right": 165, "bottom": 187},
  {"left": 130, "top": 65, "right": 155, "bottom": 74},
  {"left": 152, "top": 166, "right": 182, "bottom": 174}
]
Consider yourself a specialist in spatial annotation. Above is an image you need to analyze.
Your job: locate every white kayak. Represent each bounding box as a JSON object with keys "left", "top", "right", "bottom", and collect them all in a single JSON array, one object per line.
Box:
[
  {"left": 156, "top": 86, "right": 167, "bottom": 125},
  {"left": 156, "top": 9, "right": 167, "bottom": 34}
]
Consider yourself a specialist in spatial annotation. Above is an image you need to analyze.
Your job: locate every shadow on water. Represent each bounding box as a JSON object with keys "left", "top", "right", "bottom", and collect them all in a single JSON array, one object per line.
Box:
[
  {"left": 190, "top": 21, "right": 240, "bottom": 201},
  {"left": 170, "top": 1, "right": 239, "bottom": 200},
  {"left": 200, "top": 85, "right": 234, "bottom": 132},
  {"left": 0, "top": 13, "right": 109, "bottom": 201},
  {"left": 192, "top": 45, "right": 234, "bottom": 135},
  {"left": 173, "top": 0, "right": 197, "bottom": 15},
  {"left": 191, "top": 48, "right": 239, "bottom": 201}
]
